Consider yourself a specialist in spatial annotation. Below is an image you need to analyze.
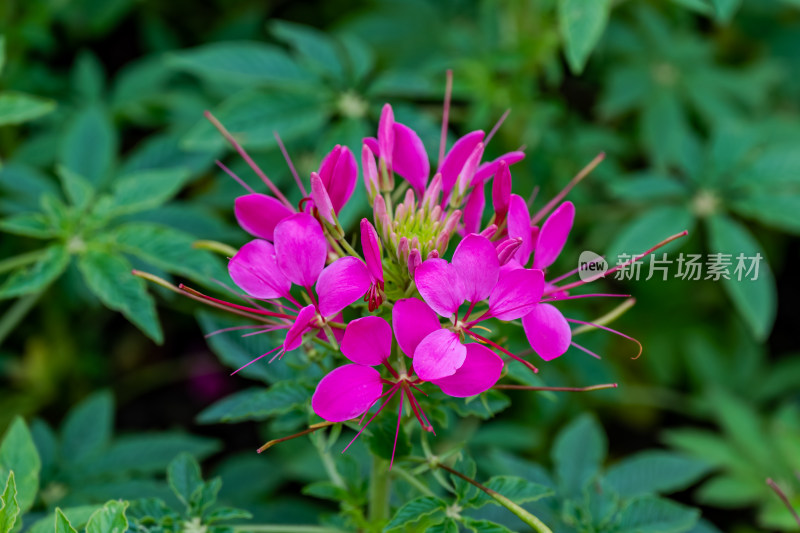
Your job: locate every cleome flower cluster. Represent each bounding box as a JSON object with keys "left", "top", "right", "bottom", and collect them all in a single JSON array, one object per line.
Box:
[{"left": 187, "top": 87, "right": 685, "bottom": 465}]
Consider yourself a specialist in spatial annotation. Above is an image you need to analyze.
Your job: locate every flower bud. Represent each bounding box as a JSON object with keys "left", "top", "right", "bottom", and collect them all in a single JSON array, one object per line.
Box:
[
  {"left": 496, "top": 237, "right": 523, "bottom": 266},
  {"left": 480, "top": 224, "right": 497, "bottom": 239},
  {"left": 362, "top": 144, "right": 379, "bottom": 203},
  {"left": 373, "top": 195, "right": 389, "bottom": 241},
  {"left": 408, "top": 249, "right": 422, "bottom": 278}
]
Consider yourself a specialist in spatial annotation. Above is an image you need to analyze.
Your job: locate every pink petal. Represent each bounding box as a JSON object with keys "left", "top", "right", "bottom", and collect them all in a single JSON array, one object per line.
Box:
[
  {"left": 228, "top": 239, "right": 291, "bottom": 299},
  {"left": 457, "top": 142, "right": 485, "bottom": 197},
  {"left": 522, "top": 303, "right": 571, "bottom": 361},
  {"left": 360, "top": 218, "right": 383, "bottom": 282},
  {"left": 341, "top": 316, "right": 392, "bottom": 366},
  {"left": 319, "top": 145, "right": 357, "bottom": 213},
  {"left": 507, "top": 194, "right": 534, "bottom": 266},
  {"left": 452, "top": 234, "right": 499, "bottom": 303},
  {"left": 432, "top": 343, "right": 504, "bottom": 397},
  {"left": 488, "top": 268, "right": 545, "bottom": 321},
  {"left": 362, "top": 144, "right": 379, "bottom": 197},
  {"left": 312, "top": 364, "right": 384, "bottom": 422},
  {"left": 234, "top": 194, "right": 294, "bottom": 241},
  {"left": 533, "top": 201, "right": 574, "bottom": 270},
  {"left": 473, "top": 151, "right": 525, "bottom": 185},
  {"left": 462, "top": 180, "right": 486, "bottom": 235},
  {"left": 310, "top": 171, "right": 335, "bottom": 224},
  {"left": 274, "top": 213, "right": 328, "bottom": 288},
  {"left": 364, "top": 137, "right": 379, "bottom": 155},
  {"left": 491, "top": 161, "right": 511, "bottom": 222},
  {"left": 315, "top": 256, "right": 371, "bottom": 317},
  {"left": 378, "top": 104, "right": 395, "bottom": 165},
  {"left": 412, "top": 329, "right": 467, "bottom": 381},
  {"left": 392, "top": 298, "right": 441, "bottom": 357},
  {"left": 393, "top": 123, "right": 429, "bottom": 196},
  {"left": 414, "top": 258, "right": 465, "bottom": 318},
  {"left": 439, "top": 130, "right": 484, "bottom": 198},
  {"left": 284, "top": 304, "right": 317, "bottom": 351}
]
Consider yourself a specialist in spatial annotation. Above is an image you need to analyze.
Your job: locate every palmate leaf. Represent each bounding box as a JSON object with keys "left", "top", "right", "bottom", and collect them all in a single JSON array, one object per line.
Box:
[
  {"left": 56, "top": 166, "right": 95, "bottom": 211},
  {"left": 0, "top": 418, "right": 40, "bottom": 514},
  {"left": 552, "top": 414, "right": 606, "bottom": 499},
  {"left": 0, "top": 245, "right": 70, "bottom": 299},
  {"left": 58, "top": 105, "right": 117, "bottom": 186},
  {"left": 616, "top": 497, "right": 699, "bottom": 533},
  {"left": 196, "top": 382, "right": 310, "bottom": 424},
  {"left": 706, "top": 214, "right": 776, "bottom": 340},
  {"left": 77, "top": 248, "right": 163, "bottom": 343},
  {"left": 0, "top": 92, "right": 56, "bottom": 126},
  {"left": 558, "top": 0, "right": 612, "bottom": 74},
  {"left": 731, "top": 194, "right": 800, "bottom": 234}
]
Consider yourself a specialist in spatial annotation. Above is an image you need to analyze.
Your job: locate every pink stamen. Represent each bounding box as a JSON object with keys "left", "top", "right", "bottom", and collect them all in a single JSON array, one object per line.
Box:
[
  {"left": 566, "top": 318, "right": 643, "bottom": 359},
  {"left": 210, "top": 278, "right": 270, "bottom": 312},
  {"left": 548, "top": 256, "right": 606, "bottom": 284},
  {"left": 438, "top": 69, "right": 453, "bottom": 167},
  {"left": 305, "top": 286, "right": 319, "bottom": 309},
  {"left": 464, "top": 329, "right": 538, "bottom": 373},
  {"left": 204, "top": 325, "right": 265, "bottom": 338},
  {"left": 531, "top": 152, "right": 605, "bottom": 225},
  {"left": 547, "top": 231, "right": 689, "bottom": 295},
  {"left": 390, "top": 389, "right": 404, "bottom": 469},
  {"left": 484, "top": 108, "right": 510, "bottom": 147},
  {"left": 179, "top": 285, "right": 297, "bottom": 320},
  {"left": 382, "top": 360, "right": 400, "bottom": 379},
  {"left": 231, "top": 345, "right": 282, "bottom": 374},
  {"left": 205, "top": 110, "right": 294, "bottom": 210},
  {"left": 215, "top": 160, "right": 255, "bottom": 193},
  {"left": 273, "top": 130, "right": 307, "bottom": 197},
  {"left": 540, "top": 293, "right": 631, "bottom": 303},
  {"left": 404, "top": 385, "right": 434, "bottom": 434},
  {"left": 570, "top": 341, "right": 601, "bottom": 360},
  {"left": 463, "top": 300, "right": 477, "bottom": 321},
  {"left": 343, "top": 386, "right": 399, "bottom": 453},
  {"left": 241, "top": 326, "right": 285, "bottom": 337}
]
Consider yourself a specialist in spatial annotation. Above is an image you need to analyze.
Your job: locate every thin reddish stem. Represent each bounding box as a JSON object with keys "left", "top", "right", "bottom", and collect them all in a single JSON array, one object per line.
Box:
[
  {"left": 390, "top": 389, "right": 404, "bottom": 469},
  {"left": 382, "top": 360, "right": 400, "bottom": 379},
  {"left": 274, "top": 130, "right": 307, "bottom": 197},
  {"left": 494, "top": 383, "right": 618, "bottom": 392},
  {"left": 205, "top": 110, "right": 294, "bottom": 209},
  {"left": 571, "top": 341, "right": 601, "bottom": 360},
  {"left": 438, "top": 69, "right": 453, "bottom": 167},
  {"left": 257, "top": 421, "right": 337, "bottom": 453},
  {"left": 548, "top": 231, "right": 689, "bottom": 295},
  {"left": 232, "top": 345, "right": 282, "bottom": 375},
  {"left": 566, "top": 317, "right": 643, "bottom": 359},
  {"left": 767, "top": 478, "right": 800, "bottom": 527},
  {"left": 179, "top": 285, "right": 296, "bottom": 320},
  {"left": 463, "top": 300, "right": 477, "bottom": 321},
  {"left": 540, "top": 293, "right": 631, "bottom": 303},
  {"left": 485, "top": 108, "right": 510, "bottom": 147},
  {"left": 343, "top": 387, "right": 398, "bottom": 453},
  {"left": 548, "top": 256, "right": 606, "bottom": 284},
  {"left": 531, "top": 152, "right": 605, "bottom": 225},
  {"left": 215, "top": 160, "right": 255, "bottom": 193},
  {"left": 465, "top": 329, "right": 538, "bottom": 373}
]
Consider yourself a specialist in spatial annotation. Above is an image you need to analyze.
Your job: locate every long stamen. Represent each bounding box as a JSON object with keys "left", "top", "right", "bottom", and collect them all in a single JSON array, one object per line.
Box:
[
  {"left": 343, "top": 386, "right": 398, "bottom": 453},
  {"left": 204, "top": 325, "right": 266, "bottom": 338},
  {"left": 382, "top": 360, "right": 400, "bottom": 379},
  {"left": 257, "top": 421, "right": 337, "bottom": 453},
  {"left": 390, "top": 389, "right": 404, "bottom": 469},
  {"left": 215, "top": 160, "right": 255, "bottom": 193},
  {"left": 241, "top": 326, "right": 285, "bottom": 337},
  {"left": 494, "top": 383, "right": 618, "bottom": 392},
  {"left": 205, "top": 110, "right": 294, "bottom": 209},
  {"left": 463, "top": 300, "right": 477, "bottom": 321},
  {"left": 531, "top": 152, "right": 605, "bottom": 224},
  {"left": 570, "top": 341, "right": 601, "bottom": 360},
  {"left": 438, "top": 69, "right": 453, "bottom": 167},
  {"left": 232, "top": 345, "right": 282, "bottom": 374},
  {"left": 464, "top": 329, "right": 538, "bottom": 373},
  {"left": 484, "top": 109, "right": 510, "bottom": 147},
  {"left": 548, "top": 231, "right": 688, "bottom": 295},
  {"left": 548, "top": 256, "right": 605, "bottom": 284},
  {"left": 179, "top": 285, "right": 296, "bottom": 320},
  {"left": 767, "top": 478, "right": 800, "bottom": 528},
  {"left": 540, "top": 293, "right": 631, "bottom": 303},
  {"left": 565, "top": 318, "right": 643, "bottom": 359},
  {"left": 403, "top": 383, "right": 434, "bottom": 433},
  {"left": 273, "top": 130, "right": 307, "bottom": 197}
]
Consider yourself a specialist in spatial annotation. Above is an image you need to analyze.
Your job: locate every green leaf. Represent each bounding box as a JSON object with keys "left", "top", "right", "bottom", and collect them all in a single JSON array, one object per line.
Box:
[
  {"left": 617, "top": 497, "right": 699, "bottom": 533},
  {"left": 56, "top": 166, "right": 95, "bottom": 211},
  {"left": 0, "top": 472, "right": 19, "bottom": 533},
  {"left": 0, "top": 213, "right": 58, "bottom": 238},
  {"left": 449, "top": 390, "right": 511, "bottom": 419},
  {"left": 552, "top": 414, "right": 606, "bottom": 498},
  {"left": 366, "top": 416, "right": 411, "bottom": 463},
  {"left": 61, "top": 390, "right": 114, "bottom": 465},
  {"left": 108, "top": 167, "right": 191, "bottom": 216},
  {"left": 607, "top": 205, "right": 695, "bottom": 265},
  {"left": 167, "top": 453, "right": 203, "bottom": 508},
  {"left": 706, "top": 389, "right": 774, "bottom": 469},
  {"left": 55, "top": 509, "right": 78, "bottom": 533},
  {"left": 301, "top": 481, "right": 349, "bottom": 503},
  {"left": 428, "top": 518, "right": 459, "bottom": 533},
  {"left": 559, "top": 0, "right": 612, "bottom": 74},
  {"left": 471, "top": 476, "right": 553, "bottom": 508},
  {"left": 661, "top": 430, "right": 742, "bottom": 470},
  {"left": 110, "top": 222, "right": 225, "bottom": 283},
  {"left": 706, "top": 214, "right": 777, "bottom": 340},
  {"left": 270, "top": 20, "right": 345, "bottom": 80},
  {"left": 58, "top": 105, "right": 116, "bottom": 186},
  {"left": 77, "top": 248, "right": 163, "bottom": 343},
  {"left": 463, "top": 518, "right": 514, "bottom": 533},
  {"left": 711, "top": 0, "right": 742, "bottom": 22},
  {"left": 85, "top": 500, "right": 128, "bottom": 533},
  {"left": 196, "top": 383, "right": 309, "bottom": 424},
  {"left": 0, "top": 245, "right": 70, "bottom": 299},
  {"left": 605, "top": 452, "right": 711, "bottom": 498},
  {"left": 641, "top": 91, "right": 693, "bottom": 168},
  {"left": 695, "top": 475, "right": 763, "bottom": 507},
  {"left": 91, "top": 432, "right": 219, "bottom": 475},
  {"left": 384, "top": 496, "right": 446, "bottom": 531},
  {"left": 731, "top": 194, "right": 800, "bottom": 234},
  {"left": 0, "top": 93, "right": 55, "bottom": 126},
  {"left": 182, "top": 89, "right": 331, "bottom": 151},
  {"left": 0, "top": 417, "right": 41, "bottom": 514},
  {"left": 205, "top": 506, "right": 253, "bottom": 524},
  {"left": 28, "top": 506, "right": 100, "bottom": 533},
  {"left": 190, "top": 477, "right": 221, "bottom": 516},
  {"left": 168, "top": 41, "right": 317, "bottom": 86}
]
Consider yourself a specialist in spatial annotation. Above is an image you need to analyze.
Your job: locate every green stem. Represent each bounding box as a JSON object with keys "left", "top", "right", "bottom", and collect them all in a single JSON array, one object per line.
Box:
[
  {"left": 0, "top": 292, "right": 42, "bottom": 346},
  {"left": 232, "top": 525, "right": 349, "bottom": 533},
  {"left": 193, "top": 240, "right": 238, "bottom": 257},
  {"left": 392, "top": 466, "right": 436, "bottom": 497},
  {"left": 0, "top": 249, "right": 47, "bottom": 274},
  {"left": 368, "top": 455, "right": 391, "bottom": 526},
  {"left": 436, "top": 463, "right": 553, "bottom": 533}
]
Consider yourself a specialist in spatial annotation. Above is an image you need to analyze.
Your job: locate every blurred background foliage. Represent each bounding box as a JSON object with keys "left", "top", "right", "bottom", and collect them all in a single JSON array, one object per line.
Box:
[{"left": 0, "top": 0, "right": 798, "bottom": 531}]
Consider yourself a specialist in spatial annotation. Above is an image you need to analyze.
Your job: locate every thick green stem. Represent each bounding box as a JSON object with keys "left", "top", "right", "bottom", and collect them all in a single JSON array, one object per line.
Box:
[
  {"left": 368, "top": 455, "right": 391, "bottom": 527},
  {"left": 0, "top": 292, "right": 42, "bottom": 346}
]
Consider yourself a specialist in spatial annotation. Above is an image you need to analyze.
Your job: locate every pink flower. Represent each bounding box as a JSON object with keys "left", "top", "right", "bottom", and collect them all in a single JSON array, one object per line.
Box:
[
  {"left": 312, "top": 313, "right": 503, "bottom": 466},
  {"left": 227, "top": 213, "right": 370, "bottom": 360},
  {"left": 361, "top": 218, "right": 384, "bottom": 311},
  {"left": 318, "top": 145, "right": 357, "bottom": 214}
]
